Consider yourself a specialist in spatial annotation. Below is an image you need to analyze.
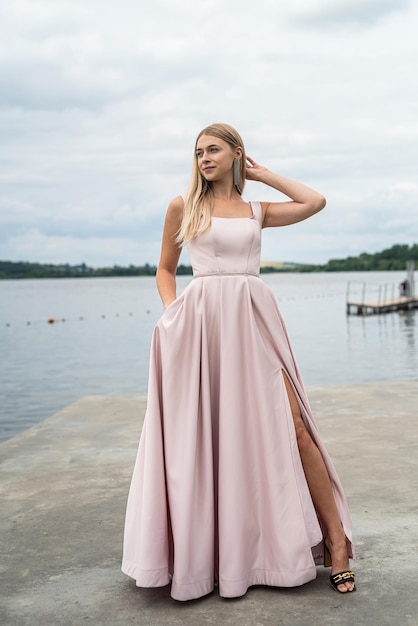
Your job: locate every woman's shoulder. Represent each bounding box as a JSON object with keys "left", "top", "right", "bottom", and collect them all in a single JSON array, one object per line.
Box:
[
  {"left": 169, "top": 195, "right": 185, "bottom": 207},
  {"left": 167, "top": 195, "right": 185, "bottom": 217}
]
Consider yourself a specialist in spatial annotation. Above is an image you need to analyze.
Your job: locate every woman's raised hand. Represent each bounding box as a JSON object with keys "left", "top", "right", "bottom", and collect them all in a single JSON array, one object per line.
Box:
[{"left": 245, "top": 157, "right": 270, "bottom": 181}]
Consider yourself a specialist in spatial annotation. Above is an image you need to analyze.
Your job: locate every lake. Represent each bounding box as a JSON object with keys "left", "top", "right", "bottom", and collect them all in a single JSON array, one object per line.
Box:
[{"left": 1, "top": 271, "right": 416, "bottom": 442}]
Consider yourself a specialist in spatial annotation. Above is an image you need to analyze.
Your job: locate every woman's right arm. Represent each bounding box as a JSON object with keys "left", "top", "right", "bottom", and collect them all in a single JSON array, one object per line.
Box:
[{"left": 156, "top": 196, "right": 184, "bottom": 308}]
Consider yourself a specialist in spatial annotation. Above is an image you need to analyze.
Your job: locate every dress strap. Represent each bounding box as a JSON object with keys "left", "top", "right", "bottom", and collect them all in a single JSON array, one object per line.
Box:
[{"left": 250, "top": 201, "right": 263, "bottom": 226}]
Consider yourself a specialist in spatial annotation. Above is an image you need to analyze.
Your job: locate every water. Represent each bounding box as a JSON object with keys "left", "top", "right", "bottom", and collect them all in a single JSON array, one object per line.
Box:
[{"left": 1, "top": 272, "right": 416, "bottom": 443}]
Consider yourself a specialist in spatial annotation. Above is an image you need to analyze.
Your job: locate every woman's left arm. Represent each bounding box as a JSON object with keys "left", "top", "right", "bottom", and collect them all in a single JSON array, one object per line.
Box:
[{"left": 245, "top": 157, "right": 326, "bottom": 228}]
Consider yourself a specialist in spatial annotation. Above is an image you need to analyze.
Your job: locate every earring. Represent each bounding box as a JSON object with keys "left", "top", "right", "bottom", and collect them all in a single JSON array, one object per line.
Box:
[{"left": 233, "top": 158, "right": 241, "bottom": 189}]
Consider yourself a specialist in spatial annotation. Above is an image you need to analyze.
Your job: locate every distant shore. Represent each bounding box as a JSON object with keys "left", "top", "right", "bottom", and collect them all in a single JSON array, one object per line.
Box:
[{"left": 1, "top": 242, "right": 417, "bottom": 278}]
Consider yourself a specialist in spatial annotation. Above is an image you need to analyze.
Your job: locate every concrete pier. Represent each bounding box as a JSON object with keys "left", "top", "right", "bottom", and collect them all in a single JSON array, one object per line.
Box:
[{"left": 1, "top": 382, "right": 418, "bottom": 625}]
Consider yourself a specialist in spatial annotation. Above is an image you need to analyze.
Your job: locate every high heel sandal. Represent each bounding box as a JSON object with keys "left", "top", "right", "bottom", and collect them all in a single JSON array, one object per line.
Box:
[
  {"left": 330, "top": 571, "right": 356, "bottom": 593},
  {"left": 324, "top": 541, "right": 356, "bottom": 593}
]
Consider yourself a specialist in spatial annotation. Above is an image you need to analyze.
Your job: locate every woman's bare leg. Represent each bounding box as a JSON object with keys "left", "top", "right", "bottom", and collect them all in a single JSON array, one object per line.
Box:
[{"left": 283, "top": 373, "right": 355, "bottom": 592}]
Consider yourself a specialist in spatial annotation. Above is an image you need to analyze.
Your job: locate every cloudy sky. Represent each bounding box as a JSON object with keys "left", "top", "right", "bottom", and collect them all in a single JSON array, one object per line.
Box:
[{"left": 0, "top": 0, "right": 417, "bottom": 266}]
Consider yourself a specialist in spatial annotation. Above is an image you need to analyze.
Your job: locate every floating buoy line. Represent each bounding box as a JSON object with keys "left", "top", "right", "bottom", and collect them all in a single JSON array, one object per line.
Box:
[
  {"left": 3, "top": 311, "right": 154, "bottom": 327},
  {"left": 3, "top": 292, "right": 345, "bottom": 327}
]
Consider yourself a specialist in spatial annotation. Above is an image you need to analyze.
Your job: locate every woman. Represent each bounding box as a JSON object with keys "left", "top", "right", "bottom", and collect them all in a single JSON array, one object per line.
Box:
[{"left": 122, "top": 123, "right": 355, "bottom": 601}]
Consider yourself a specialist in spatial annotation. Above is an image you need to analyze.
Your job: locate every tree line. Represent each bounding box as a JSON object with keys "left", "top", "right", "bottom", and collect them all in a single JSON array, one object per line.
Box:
[
  {"left": 317, "top": 243, "right": 418, "bottom": 272},
  {"left": 0, "top": 243, "right": 416, "bottom": 279}
]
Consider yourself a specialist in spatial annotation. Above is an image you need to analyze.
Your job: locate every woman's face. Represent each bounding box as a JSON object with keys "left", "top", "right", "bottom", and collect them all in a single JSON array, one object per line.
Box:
[{"left": 195, "top": 134, "right": 240, "bottom": 182}]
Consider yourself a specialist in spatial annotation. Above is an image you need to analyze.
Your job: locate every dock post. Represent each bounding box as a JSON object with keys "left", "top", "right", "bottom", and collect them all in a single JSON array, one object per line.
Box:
[
  {"left": 406, "top": 260, "right": 415, "bottom": 297},
  {"left": 346, "top": 281, "right": 351, "bottom": 315}
]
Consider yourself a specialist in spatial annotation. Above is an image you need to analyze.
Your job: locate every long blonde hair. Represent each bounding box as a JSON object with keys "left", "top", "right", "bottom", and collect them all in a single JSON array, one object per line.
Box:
[{"left": 176, "top": 123, "right": 247, "bottom": 246}]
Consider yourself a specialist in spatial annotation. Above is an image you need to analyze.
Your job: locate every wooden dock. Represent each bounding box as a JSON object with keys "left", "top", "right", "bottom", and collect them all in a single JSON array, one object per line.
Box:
[
  {"left": 346, "top": 267, "right": 417, "bottom": 315},
  {"left": 346, "top": 296, "right": 418, "bottom": 315}
]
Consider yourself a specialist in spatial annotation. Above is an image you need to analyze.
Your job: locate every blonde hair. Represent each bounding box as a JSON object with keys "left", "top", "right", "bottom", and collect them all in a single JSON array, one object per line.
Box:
[{"left": 176, "top": 123, "right": 247, "bottom": 245}]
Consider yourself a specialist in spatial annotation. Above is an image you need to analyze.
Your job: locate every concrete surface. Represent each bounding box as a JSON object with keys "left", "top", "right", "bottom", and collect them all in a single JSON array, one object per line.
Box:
[{"left": 1, "top": 382, "right": 418, "bottom": 626}]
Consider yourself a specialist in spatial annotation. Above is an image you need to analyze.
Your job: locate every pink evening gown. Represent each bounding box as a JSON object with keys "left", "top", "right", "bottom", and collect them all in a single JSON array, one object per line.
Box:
[{"left": 122, "top": 200, "right": 354, "bottom": 601}]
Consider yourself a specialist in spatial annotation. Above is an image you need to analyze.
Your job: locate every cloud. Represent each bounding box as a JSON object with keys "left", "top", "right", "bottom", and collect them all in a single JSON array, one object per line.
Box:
[
  {"left": 0, "top": 0, "right": 417, "bottom": 266},
  {"left": 0, "top": 228, "right": 161, "bottom": 267},
  {"left": 289, "top": 0, "right": 411, "bottom": 27}
]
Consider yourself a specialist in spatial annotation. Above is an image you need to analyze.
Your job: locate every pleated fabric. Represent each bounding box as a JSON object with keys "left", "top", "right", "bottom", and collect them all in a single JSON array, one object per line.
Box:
[{"left": 122, "top": 202, "right": 353, "bottom": 601}]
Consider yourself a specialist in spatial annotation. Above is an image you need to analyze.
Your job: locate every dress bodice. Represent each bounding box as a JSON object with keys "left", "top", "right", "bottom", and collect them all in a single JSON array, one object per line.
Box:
[{"left": 187, "top": 201, "right": 262, "bottom": 277}]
